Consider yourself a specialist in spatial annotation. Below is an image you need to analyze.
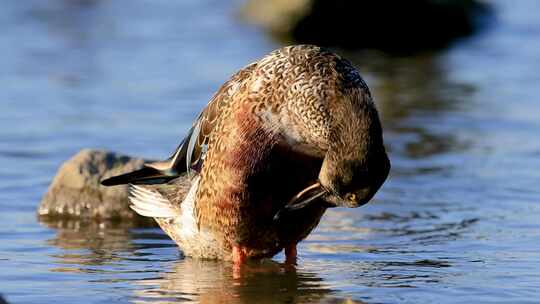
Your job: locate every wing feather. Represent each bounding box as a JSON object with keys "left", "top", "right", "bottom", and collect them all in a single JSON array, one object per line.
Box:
[
  {"left": 102, "top": 62, "right": 257, "bottom": 186},
  {"left": 129, "top": 185, "right": 179, "bottom": 218},
  {"left": 147, "top": 62, "right": 257, "bottom": 175}
]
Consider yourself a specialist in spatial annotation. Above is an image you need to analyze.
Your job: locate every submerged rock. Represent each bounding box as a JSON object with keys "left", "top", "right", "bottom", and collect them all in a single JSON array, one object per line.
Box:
[
  {"left": 38, "top": 149, "right": 150, "bottom": 221},
  {"left": 241, "top": 0, "right": 492, "bottom": 52}
]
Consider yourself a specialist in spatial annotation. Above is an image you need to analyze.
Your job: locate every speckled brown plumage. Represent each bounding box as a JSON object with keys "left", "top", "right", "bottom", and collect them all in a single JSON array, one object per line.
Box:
[{"left": 102, "top": 45, "right": 390, "bottom": 261}]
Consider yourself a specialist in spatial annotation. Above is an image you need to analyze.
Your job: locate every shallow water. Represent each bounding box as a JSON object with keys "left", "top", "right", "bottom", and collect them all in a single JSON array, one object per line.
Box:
[{"left": 1, "top": 0, "right": 540, "bottom": 303}]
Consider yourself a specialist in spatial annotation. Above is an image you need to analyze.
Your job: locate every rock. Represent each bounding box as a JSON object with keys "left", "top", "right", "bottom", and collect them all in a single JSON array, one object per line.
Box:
[
  {"left": 241, "top": 0, "right": 310, "bottom": 37},
  {"left": 241, "top": 0, "right": 493, "bottom": 52},
  {"left": 38, "top": 149, "right": 150, "bottom": 221}
]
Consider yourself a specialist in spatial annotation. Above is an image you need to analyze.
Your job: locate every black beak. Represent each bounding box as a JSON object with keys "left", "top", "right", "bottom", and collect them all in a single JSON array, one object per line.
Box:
[{"left": 273, "top": 182, "right": 327, "bottom": 221}]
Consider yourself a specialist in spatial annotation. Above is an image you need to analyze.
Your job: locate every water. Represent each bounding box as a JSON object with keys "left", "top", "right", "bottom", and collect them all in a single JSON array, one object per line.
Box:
[{"left": 1, "top": 1, "right": 539, "bottom": 303}]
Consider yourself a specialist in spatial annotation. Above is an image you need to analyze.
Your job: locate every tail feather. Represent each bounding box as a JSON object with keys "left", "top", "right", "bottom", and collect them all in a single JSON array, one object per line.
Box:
[
  {"left": 101, "top": 166, "right": 177, "bottom": 186},
  {"left": 128, "top": 185, "right": 178, "bottom": 218}
]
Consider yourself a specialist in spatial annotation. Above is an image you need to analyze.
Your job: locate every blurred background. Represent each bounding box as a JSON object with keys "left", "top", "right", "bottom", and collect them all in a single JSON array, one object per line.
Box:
[{"left": 1, "top": 0, "right": 539, "bottom": 303}]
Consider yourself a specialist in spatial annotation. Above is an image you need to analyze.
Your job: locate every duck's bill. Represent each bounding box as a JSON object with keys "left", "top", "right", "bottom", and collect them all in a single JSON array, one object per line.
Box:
[
  {"left": 273, "top": 183, "right": 327, "bottom": 221},
  {"left": 287, "top": 183, "right": 326, "bottom": 210}
]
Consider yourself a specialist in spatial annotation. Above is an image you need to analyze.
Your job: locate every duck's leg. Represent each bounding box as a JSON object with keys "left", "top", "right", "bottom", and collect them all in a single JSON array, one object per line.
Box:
[
  {"left": 232, "top": 245, "right": 247, "bottom": 265},
  {"left": 232, "top": 245, "right": 247, "bottom": 279},
  {"left": 284, "top": 244, "right": 297, "bottom": 265}
]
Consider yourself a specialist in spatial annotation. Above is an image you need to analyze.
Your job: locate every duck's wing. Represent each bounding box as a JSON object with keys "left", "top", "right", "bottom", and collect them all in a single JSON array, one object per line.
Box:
[
  {"left": 128, "top": 174, "right": 195, "bottom": 218},
  {"left": 156, "top": 88, "right": 225, "bottom": 176},
  {"left": 101, "top": 63, "right": 256, "bottom": 186},
  {"left": 146, "top": 63, "right": 256, "bottom": 176},
  {"left": 100, "top": 101, "right": 225, "bottom": 186}
]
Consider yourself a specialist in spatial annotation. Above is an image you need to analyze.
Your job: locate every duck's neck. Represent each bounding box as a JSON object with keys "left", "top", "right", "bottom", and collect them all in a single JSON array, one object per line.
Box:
[{"left": 328, "top": 100, "right": 381, "bottom": 162}]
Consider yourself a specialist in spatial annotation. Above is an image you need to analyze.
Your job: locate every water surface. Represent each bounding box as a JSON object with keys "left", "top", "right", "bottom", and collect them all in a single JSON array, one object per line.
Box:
[{"left": 1, "top": 1, "right": 539, "bottom": 303}]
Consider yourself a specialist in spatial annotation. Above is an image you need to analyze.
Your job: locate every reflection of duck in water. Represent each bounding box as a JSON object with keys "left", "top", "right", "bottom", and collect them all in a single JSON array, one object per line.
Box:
[
  {"left": 102, "top": 45, "right": 390, "bottom": 266},
  {"left": 132, "top": 258, "right": 367, "bottom": 304}
]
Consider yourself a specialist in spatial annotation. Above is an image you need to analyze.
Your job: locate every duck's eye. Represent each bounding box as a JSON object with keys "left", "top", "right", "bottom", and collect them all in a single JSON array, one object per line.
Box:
[{"left": 346, "top": 193, "right": 357, "bottom": 202}]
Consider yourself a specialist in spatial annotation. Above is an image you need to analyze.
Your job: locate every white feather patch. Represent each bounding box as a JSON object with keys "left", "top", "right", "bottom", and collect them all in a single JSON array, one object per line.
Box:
[
  {"left": 186, "top": 120, "right": 201, "bottom": 175},
  {"left": 178, "top": 176, "right": 200, "bottom": 236},
  {"left": 128, "top": 185, "right": 178, "bottom": 218}
]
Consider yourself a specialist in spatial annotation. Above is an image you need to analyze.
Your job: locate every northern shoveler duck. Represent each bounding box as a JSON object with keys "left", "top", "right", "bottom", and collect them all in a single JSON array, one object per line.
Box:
[{"left": 102, "top": 45, "right": 390, "bottom": 265}]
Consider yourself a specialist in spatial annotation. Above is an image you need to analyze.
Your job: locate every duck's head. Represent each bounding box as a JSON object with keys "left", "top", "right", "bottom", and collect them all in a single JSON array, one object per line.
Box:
[
  {"left": 318, "top": 140, "right": 390, "bottom": 208},
  {"left": 283, "top": 93, "right": 390, "bottom": 213},
  {"left": 319, "top": 94, "right": 390, "bottom": 207}
]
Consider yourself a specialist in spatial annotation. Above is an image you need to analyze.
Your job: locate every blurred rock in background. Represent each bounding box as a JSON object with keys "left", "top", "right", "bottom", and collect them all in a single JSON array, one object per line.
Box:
[
  {"left": 241, "top": 0, "right": 493, "bottom": 53},
  {"left": 38, "top": 149, "right": 152, "bottom": 223}
]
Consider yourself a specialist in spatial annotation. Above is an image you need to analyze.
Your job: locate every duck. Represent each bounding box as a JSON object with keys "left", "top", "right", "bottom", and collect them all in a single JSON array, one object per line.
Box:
[{"left": 101, "top": 45, "right": 390, "bottom": 265}]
